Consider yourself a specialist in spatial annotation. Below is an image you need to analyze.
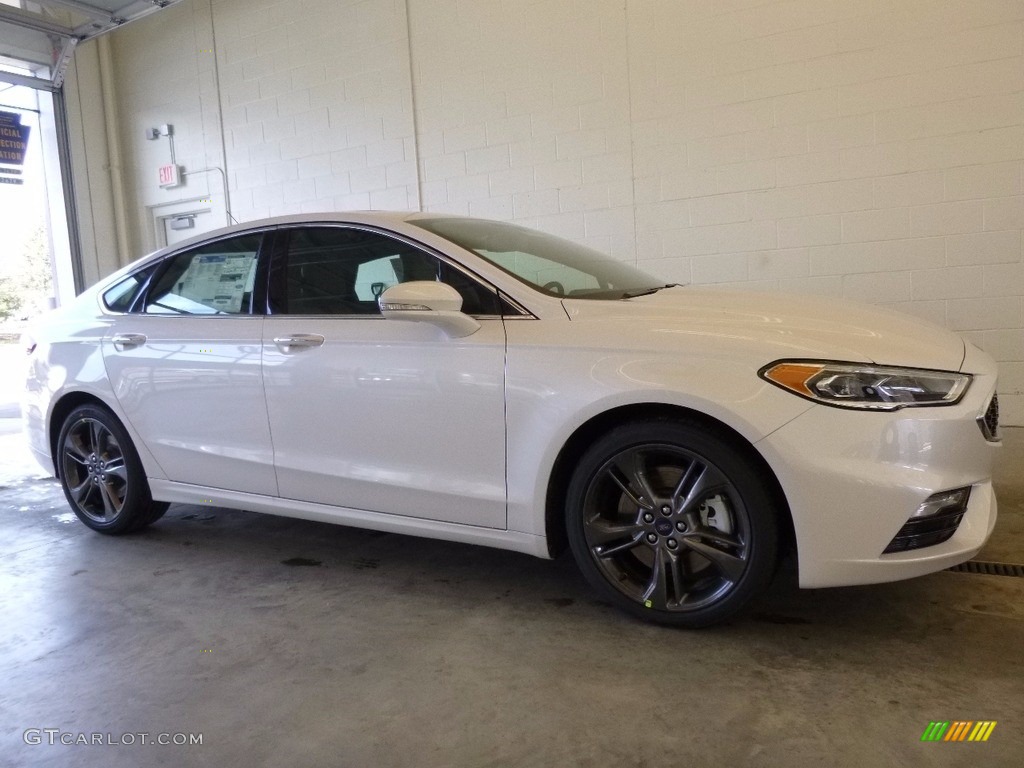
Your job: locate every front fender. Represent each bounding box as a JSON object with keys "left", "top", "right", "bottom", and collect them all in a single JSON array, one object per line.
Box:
[{"left": 503, "top": 323, "right": 813, "bottom": 539}]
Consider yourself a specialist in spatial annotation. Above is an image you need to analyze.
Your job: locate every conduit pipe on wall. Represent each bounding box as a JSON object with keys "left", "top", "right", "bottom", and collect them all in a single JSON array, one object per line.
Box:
[
  {"left": 97, "top": 35, "right": 132, "bottom": 267},
  {"left": 183, "top": 167, "right": 235, "bottom": 227}
]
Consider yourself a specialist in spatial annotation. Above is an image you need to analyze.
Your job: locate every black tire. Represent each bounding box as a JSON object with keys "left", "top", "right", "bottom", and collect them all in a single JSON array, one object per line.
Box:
[
  {"left": 56, "top": 404, "right": 169, "bottom": 535},
  {"left": 566, "top": 418, "right": 779, "bottom": 628}
]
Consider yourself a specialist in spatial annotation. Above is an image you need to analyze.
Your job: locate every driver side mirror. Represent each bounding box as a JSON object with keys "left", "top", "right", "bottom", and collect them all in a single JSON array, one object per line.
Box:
[{"left": 378, "top": 281, "right": 481, "bottom": 339}]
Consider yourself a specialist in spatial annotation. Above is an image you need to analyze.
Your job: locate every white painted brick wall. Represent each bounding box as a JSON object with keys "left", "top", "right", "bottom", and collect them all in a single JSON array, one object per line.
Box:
[
  {"left": 625, "top": 0, "right": 1023, "bottom": 424},
  {"left": 73, "top": 0, "right": 1024, "bottom": 423}
]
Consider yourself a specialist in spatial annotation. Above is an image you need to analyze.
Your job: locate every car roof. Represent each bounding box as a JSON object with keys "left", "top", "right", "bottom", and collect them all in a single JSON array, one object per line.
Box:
[
  {"left": 83, "top": 210, "right": 566, "bottom": 321},
  {"left": 141, "top": 210, "right": 462, "bottom": 262}
]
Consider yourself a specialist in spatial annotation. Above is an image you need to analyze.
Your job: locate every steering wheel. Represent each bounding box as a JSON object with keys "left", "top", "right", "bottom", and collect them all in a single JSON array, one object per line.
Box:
[{"left": 543, "top": 280, "right": 565, "bottom": 296}]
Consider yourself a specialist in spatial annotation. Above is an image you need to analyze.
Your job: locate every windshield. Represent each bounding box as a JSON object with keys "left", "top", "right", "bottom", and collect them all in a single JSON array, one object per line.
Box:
[{"left": 412, "top": 217, "right": 667, "bottom": 299}]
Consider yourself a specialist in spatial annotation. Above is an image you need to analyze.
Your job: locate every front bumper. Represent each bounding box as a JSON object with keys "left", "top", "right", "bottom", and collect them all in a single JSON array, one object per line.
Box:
[{"left": 756, "top": 356, "right": 999, "bottom": 588}]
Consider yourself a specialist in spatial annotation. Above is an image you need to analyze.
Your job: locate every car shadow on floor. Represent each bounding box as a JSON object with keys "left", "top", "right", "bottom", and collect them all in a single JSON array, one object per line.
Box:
[{"left": 108, "top": 501, "right": 1023, "bottom": 639}]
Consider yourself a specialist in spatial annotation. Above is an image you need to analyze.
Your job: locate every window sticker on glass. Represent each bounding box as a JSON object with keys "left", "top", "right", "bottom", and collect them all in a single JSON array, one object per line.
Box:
[
  {"left": 147, "top": 235, "right": 261, "bottom": 315},
  {"left": 176, "top": 253, "right": 256, "bottom": 313}
]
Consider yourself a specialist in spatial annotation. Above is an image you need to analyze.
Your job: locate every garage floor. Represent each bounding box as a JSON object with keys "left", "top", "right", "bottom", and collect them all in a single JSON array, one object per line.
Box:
[{"left": 0, "top": 388, "right": 1021, "bottom": 764}]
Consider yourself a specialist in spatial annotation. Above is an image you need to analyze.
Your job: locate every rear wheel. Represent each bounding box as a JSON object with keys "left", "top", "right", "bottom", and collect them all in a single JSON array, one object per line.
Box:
[
  {"left": 566, "top": 419, "right": 779, "bottom": 627},
  {"left": 57, "top": 404, "right": 168, "bottom": 534}
]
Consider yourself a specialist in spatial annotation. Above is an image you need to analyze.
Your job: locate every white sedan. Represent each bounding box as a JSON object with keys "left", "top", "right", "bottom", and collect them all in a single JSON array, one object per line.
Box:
[{"left": 22, "top": 212, "right": 1001, "bottom": 627}]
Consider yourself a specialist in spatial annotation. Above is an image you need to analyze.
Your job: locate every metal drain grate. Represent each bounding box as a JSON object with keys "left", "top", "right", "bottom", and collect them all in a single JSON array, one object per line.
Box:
[{"left": 947, "top": 560, "right": 1024, "bottom": 577}]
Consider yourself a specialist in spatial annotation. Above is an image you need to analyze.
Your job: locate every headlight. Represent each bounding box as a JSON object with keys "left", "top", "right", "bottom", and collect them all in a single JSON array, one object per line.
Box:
[{"left": 759, "top": 361, "right": 970, "bottom": 410}]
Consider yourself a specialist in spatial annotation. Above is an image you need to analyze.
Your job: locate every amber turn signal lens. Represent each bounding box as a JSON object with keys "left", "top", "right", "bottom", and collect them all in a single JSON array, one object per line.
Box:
[{"left": 761, "top": 363, "right": 824, "bottom": 398}]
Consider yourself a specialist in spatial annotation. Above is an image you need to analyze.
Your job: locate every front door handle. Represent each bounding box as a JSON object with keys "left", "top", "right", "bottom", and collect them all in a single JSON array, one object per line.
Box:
[
  {"left": 273, "top": 334, "right": 325, "bottom": 353},
  {"left": 111, "top": 333, "right": 147, "bottom": 350}
]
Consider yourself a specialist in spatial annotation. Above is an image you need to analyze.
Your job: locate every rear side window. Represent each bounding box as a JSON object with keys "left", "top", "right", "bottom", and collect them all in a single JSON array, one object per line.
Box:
[{"left": 145, "top": 234, "right": 262, "bottom": 315}]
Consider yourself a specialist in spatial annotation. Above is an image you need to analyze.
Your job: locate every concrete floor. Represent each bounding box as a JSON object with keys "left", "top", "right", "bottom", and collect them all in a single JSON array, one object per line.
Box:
[{"left": 0, "top": 358, "right": 1021, "bottom": 765}]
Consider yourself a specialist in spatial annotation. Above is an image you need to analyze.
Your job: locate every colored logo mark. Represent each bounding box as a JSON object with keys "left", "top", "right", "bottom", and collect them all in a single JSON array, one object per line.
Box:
[{"left": 921, "top": 721, "right": 997, "bottom": 742}]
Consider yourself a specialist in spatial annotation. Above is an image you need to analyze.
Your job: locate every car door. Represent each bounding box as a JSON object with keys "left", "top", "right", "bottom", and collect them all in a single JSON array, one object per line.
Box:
[
  {"left": 102, "top": 231, "right": 277, "bottom": 495},
  {"left": 261, "top": 225, "right": 507, "bottom": 528}
]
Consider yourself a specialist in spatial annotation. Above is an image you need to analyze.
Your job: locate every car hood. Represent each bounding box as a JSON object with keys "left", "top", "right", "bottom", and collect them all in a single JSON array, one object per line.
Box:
[{"left": 561, "top": 287, "right": 966, "bottom": 371}]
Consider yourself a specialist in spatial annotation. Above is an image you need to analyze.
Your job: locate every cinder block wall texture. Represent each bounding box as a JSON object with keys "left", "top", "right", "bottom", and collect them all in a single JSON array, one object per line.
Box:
[{"left": 68, "top": 0, "right": 1024, "bottom": 423}]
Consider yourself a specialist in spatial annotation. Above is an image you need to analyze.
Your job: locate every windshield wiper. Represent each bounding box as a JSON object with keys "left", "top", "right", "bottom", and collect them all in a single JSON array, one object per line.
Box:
[{"left": 621, "top": 284, "right": 678, "bottom": 299}]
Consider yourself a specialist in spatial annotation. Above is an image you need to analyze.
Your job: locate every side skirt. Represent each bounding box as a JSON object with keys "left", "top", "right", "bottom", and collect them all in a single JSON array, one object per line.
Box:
[{"left": 148, "top": 479, "right": 551, "bottom": 559}]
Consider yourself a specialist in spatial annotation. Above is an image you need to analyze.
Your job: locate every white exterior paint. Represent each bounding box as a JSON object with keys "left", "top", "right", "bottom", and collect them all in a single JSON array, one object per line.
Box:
[
  {"left": 101, "top": 315, "right": 277, "bottom": 495},
  {"left": 262, "top": 314, "right": 507, "bottom": 527},
  {"left": 22, "top": 212, "right": 1000, "bottom": 591}
]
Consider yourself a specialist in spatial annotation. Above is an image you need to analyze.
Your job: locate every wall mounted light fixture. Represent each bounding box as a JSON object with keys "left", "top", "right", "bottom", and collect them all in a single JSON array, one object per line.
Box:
[{"left": 145, "top": 124, "right": 173, "bottom": 140}]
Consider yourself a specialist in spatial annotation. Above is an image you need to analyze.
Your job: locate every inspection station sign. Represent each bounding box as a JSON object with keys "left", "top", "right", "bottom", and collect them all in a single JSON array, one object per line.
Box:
[{"left": 0, "top": 111, "right": 31, "bottom": 186}]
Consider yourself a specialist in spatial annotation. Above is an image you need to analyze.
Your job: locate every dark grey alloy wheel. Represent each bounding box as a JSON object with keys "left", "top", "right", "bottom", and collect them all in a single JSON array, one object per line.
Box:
[
  {"left": 57, "top": 404, "right": 168, "bottom": 534},
  {"left": 566, "top": 419, "right": 780, "bottom": 627}
]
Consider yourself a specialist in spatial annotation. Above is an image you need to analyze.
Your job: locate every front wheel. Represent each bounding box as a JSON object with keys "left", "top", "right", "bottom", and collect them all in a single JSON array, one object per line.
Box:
[
  {"left": 57, "top": 404, "right": 168, "bottom": 534},
  {"left": 566, "top": 419, "right": 780, "bottom": 627}
]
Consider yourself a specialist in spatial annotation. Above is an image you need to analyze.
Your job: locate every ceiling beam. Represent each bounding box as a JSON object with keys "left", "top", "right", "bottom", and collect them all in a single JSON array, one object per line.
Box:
[
  {"left": 37, "top": 0, "right": 125, "bottom": 25},
  {"left": 0, "top": 0, "right": 184, "bottom": 89},
  {"left": 74, "top": 0, "right": 181, "bottom": 40},
  {"left": 0, "top": 5, "right": 74, "bottom": 38}
]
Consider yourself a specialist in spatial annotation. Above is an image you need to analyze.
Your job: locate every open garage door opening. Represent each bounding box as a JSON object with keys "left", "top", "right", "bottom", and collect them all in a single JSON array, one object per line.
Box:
[
  {"left": 0, "top": 80, "right": 73, "bottom": 335},
  {"left": 0, "top": 0, "right": 187, "bottom": 330}
]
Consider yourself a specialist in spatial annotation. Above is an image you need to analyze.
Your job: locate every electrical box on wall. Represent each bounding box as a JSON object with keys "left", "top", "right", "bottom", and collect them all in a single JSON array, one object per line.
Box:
[{"left": 158, "top": 163, "right": 182, "bottom": 188}]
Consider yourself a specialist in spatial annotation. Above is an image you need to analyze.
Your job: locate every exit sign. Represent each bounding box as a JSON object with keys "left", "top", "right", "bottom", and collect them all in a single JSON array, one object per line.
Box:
[{"left": 158, "top": 163, "right": 182, "bottom": 188}]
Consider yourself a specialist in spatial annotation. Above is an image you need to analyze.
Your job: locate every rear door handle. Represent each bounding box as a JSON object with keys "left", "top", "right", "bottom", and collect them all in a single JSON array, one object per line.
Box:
[
  {"left": 273, "top": 334, "right": 325, "bottom": 353},
  {"left": 111, "top": 333, "right": 147, "bottom": 350}
]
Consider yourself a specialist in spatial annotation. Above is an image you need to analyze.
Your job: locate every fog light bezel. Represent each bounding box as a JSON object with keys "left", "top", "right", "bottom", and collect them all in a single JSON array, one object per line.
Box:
[{"left": 883, "top": 487, "right": 972, "bottom": 554}]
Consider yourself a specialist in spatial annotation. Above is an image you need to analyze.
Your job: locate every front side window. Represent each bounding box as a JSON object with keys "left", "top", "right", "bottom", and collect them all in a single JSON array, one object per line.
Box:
[
  {"left": 103, "top": 266, "right": 156, "bottom": 313},
  {"left": 271, "top": 227, "right": 501, "bottom": 316},
  {"left": 145, "top": 234, "right": 262, "bottom": 315}
]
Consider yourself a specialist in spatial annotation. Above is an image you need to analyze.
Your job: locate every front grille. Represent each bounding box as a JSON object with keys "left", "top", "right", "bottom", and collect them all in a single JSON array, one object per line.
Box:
[{"left": 978, "top": 393, "right": 1000, "bottom": 442}]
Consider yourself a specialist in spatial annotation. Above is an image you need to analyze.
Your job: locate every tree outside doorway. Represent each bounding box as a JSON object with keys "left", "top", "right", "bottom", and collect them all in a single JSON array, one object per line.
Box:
[{"left": 0, "top": 224, "right": 52, "bottom": 327}]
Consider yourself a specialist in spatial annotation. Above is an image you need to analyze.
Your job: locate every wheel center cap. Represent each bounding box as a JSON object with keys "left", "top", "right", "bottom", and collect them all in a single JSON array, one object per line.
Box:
[{"left": 654, "top": 518, "right": 673, "bottom": 536}]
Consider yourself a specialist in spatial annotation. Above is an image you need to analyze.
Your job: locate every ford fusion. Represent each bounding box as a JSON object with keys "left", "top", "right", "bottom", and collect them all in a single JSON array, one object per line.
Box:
[{"left": 22, "top": 213, "right": 1001, "bottom": 627}]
